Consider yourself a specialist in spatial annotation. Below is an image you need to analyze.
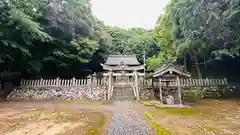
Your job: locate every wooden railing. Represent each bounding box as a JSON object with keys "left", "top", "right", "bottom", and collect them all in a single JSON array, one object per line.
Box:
[{"left": 139, "top": 79, "right": 152, "bottom": 86}]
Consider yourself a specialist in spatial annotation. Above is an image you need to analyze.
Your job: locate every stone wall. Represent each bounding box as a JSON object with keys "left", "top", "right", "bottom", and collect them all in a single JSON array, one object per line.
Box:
[
  {"left": 139, "top": 86, "right": 152, "bottom": 100},
  {"left": 7, "top": 86, "right": 106, "bottom": 100},
  {"left": 152, "top": 86, "right": 235, "bottom": 102}
]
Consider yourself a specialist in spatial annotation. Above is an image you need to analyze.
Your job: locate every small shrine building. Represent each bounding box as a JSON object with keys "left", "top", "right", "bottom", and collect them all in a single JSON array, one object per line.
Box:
[{"left": 152, "top": 63, "right": 191, "bottom": 105}]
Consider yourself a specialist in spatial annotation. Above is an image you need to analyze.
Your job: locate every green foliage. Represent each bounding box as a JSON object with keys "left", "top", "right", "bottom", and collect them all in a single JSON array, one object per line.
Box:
[
  {"left": 106, "top": 27, "right": 158, "bottom": 62},
  {"left": 0, "top": 0, "right": 111, "bottom": 77},
  {"left": 147, "top": 12, "right": 177, "bottom": 70},
  {"left": 0, "top": 0, "right": 160, "bottom": 78},
  {"left": 0, "top": 0, "right": 50, "bottom": 61},
  {"left": 70, "top": 37, "right": 98, "bottom": 63},
  {"left": 149, "top": 0, "right": 240, "bottom": 77}
]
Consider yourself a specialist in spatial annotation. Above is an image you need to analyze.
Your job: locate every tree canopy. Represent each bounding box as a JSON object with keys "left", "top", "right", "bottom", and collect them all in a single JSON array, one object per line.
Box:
[
  {"left": 2, "top": 0, "right": 240, "bottom": 80},
  {"left": 0, "top": 0, "right": 159, "bottom": 78},
  {"left": 149, "top": 0, "right": 240, "bottom": 78}
]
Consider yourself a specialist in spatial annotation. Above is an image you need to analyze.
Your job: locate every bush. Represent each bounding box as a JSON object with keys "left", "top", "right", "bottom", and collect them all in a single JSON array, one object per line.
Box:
[
  {"left": 182, "top": 86, "right": 237, "bottom": 101},
  {"left": 203, "top": 86, "right": 237, "bottom": 98},
  {"left": 218, "top": 86, "right": 237, "bottom": 98},
  {"left": 182, "top": 87, "right": 204, "bottom": 102}
]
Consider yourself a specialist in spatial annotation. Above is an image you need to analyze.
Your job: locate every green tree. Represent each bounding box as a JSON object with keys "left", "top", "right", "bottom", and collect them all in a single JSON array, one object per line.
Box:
[
  {"left": 147, "top": 12, "right": 176, "bottom": 70},
  {"left": 150, "top": 0, "right": 240, "bottom": 78}
]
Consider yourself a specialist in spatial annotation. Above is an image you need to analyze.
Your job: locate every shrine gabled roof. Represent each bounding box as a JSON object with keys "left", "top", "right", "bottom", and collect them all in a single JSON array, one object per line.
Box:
[
  {"left": 152, "top": 63, "right": 191, "bottom": 78},
  {"left": 100, "top": 63, "right": 145, "bottom": 71},
  {"left": 104, "top": 55, "right": 140, "bottom": 66}
]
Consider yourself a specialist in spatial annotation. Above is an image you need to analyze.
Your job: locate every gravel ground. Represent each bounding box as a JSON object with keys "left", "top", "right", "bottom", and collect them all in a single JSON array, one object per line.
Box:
[{"left": 108, "top": 101, "right": 150, "bottom": 135}]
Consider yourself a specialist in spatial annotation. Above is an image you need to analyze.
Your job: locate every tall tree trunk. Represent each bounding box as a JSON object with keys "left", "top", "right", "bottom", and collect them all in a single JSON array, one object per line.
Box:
[{"left": 195, "top": 56, "right": 202, "bottom": 79}]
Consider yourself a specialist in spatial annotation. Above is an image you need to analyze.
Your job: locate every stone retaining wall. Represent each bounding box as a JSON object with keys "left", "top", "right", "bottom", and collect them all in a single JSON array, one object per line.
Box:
[
  {"left": 8, "top": 85, "right": 233, "bottom": 101},
  {"left": 139, "top": 87, "right": 152, "bottom": 100},
  {"left": 7, "top": 86, "right": 106, "bottom": 100}
]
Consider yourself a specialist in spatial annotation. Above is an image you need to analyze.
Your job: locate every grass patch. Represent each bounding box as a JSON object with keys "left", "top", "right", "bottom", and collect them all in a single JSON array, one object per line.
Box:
[
  {"left": 58, "top": 111, "right": 105, "bottom": 135},
  {"left": 145, "top": 113, "right": 172, "bottom": 135},
  {"left": 41, "top": 109, "right": 106, "bottom": 135},
  {"left": 151, "top": 107, "right": 200, "bottom": 116},
  {"left": 139, "top": 99, "right": 240, "bottom": 135},
  {"left": 101, "top": 100, "right": 113, "bottom": 105},
  {"left": 0, "top": 108, "right": 106, "bottom": 135},
  {"left": 204, "top": 126, "right": 219, "bottom": 132}
]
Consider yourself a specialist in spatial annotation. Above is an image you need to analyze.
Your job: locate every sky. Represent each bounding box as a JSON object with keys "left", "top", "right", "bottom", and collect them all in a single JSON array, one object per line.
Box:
[{"left": 91, "top": 0, "right": 167, "bottom": 29}]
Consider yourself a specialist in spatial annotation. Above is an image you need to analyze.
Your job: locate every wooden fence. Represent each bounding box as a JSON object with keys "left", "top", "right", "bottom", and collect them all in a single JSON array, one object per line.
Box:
[
  {"left": 20, "top": 77, "right": 228, "bottom": 87},
  {"left": 152, "top": 78, "right": 228, "bottom": 87},
  {"left": 20, "top": 77, "right": 105, "bottom": 87}
]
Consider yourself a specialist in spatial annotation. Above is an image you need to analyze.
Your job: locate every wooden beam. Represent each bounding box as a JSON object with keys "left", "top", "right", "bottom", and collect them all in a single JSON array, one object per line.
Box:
[
  {"left": 159, "top": 78, "right": 163, "bottom": 104},
  {"left": 177, "top": 76, "right": 182, "bottom": 105},
  {"left": 107, "top": 71, "right": 112, "bottom": 100},
  {"left": 134, "top": 70, "right": 140, "bottom": 100}
]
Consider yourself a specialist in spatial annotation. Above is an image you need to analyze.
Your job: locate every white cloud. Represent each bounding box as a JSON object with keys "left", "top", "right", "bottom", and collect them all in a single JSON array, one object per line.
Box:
[{"left": 91, "top": 0, "right": 167, "bottom": 29}]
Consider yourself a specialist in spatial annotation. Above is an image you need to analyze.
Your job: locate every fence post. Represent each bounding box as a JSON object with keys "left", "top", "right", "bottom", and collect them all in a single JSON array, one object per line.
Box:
[
  {"left": 200, "top": 79, "right": 203, "bottom": 86},
  {"left": 205, "top": 78, "right": 209, "bottom": 86},
  {"left": 92, "top": 73, "right": 97, "bottom": 85},
  {"left": 92, "top": 76, "right": 97, "bottom": 86},
  {"left": 224, "top": 78, "right": 227, "bottom": 85},
  {"left": 40, "top": 78, "right": 43, "bottom": 86},
  {"left": 209, "top": 78, "right": 212, "bottom": 85},
  {"left": 56, "top": 77, "right": 60, "bottom": 86},
  {"left": 72, "top": 77, "right": 76, "bottom": 86},
  {"left": 87, "top": 75, "right": 92, "bottom": 86}
]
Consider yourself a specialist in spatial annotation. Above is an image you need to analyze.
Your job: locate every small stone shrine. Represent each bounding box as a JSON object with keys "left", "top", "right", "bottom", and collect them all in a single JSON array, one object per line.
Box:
[
  {"left": 152, "top": 63, "right": 191, "bottom": 105},
  {"left": 165, "top": 95, "right": 175, "bottom": 105}
]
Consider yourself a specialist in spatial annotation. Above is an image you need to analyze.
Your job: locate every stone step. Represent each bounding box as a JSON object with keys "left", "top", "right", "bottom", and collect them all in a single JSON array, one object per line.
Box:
[
  {"left": 114, "top": 91, "right": 133, "bottom": 95},
  {"left": 112, "top": 87, "right": 134, "bottom": 101},
  {"left": 114, "top": 96, "right": 134, "bottom": 100},
  {"left": 114, "top": 84, "right": 133, "bottom": 87},
  {"left": 114, "top": 90, "right": 133, "bottom": 93},
  {"left": 114, "top": 94, "right": 133, "bottom": 97},
  {"left": 114, "top": 91, "right": 133, "bottom": 94},
  {"left": 114, "top": 92, "right": 133, "bottom": 95}
]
